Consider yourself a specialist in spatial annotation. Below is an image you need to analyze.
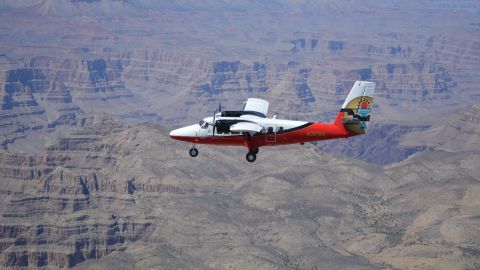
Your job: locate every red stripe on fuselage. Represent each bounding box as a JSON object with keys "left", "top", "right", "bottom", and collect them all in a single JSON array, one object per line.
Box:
[{"left": 169, "top": 120, "right": 355, "bottom": 148}]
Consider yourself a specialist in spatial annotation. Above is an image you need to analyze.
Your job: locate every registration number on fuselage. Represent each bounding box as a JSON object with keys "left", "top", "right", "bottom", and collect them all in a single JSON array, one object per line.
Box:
[{"left": 306, "top": 132, "right": 325, "bottom": 137}]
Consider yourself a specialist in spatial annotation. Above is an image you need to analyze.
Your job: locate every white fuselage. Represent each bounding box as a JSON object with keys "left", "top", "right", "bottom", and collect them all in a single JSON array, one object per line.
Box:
[{"left": 170, "top": 114, "right": 309, "bottom": 138}]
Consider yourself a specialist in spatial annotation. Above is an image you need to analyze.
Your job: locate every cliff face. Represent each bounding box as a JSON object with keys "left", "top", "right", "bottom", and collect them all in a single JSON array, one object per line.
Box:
[
  {"left": 1, "top": 39, "right": 478, "bottom": 160},
  {"left": 0, "top": 116, "right": 478, "bottom": 269},
  {"left": 0, "top": 116, "right": 153, "bottom": 268},
  {"left": 0, "top": 55, "right": 137, "bottom": 153}
]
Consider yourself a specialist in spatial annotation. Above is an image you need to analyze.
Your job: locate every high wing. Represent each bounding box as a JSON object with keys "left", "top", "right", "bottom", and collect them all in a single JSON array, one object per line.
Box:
[
  {"left": 242, "top": 98, "right": 269, "bottom": 118},
  {"left": 230, "top": 122, "right": 263, "bottom": 133}
]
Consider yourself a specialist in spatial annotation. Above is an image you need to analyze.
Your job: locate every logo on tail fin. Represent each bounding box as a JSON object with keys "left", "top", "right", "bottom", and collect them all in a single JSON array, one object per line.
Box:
[{"left": 339, "top": 81, "right": 375, "bottom": 134}]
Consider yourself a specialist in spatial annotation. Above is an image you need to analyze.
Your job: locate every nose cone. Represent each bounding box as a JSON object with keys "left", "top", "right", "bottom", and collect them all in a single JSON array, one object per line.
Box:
[
  {"left": 169, "top": 124, "right": 199, "bottom": 140},
  {"left": 169, "top": 128, "right": 182, "bottom": 137}
]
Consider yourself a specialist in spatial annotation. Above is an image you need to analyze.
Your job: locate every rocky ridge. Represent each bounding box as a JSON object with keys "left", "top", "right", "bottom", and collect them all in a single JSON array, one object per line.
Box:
[{"left": 401, "top": 104, "right": 480, "bottom": 153}]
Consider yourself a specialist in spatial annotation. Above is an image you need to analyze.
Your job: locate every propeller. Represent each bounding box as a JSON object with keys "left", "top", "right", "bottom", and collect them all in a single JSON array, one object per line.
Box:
[
  {"left": 213, "top": 102, "right": 221, "bottom": 137},
  {"left": 212, "top": 110, "right": 215, "bottom": 136}
]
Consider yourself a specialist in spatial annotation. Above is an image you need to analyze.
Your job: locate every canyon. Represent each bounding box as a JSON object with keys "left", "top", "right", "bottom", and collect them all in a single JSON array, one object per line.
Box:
[
  {"left": 0, "top": 0, "right": 479, "bottom": 269},
  {"left": 0, "top": 115, "right": 479, "bottom": 269}
]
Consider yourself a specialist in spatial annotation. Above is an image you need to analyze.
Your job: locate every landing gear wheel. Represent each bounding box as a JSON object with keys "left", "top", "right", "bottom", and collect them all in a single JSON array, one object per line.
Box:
[
  {"left": 189, "top": 147, "right": 198, "bottom": 157},
  {"left": 246, "top": 152, "right": 256, "bottom": 163}
]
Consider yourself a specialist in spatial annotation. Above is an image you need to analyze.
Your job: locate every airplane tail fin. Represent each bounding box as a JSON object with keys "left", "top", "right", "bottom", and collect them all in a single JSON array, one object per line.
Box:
[{"left": 333, "top": 81, "right": 376, "bottom": 135}]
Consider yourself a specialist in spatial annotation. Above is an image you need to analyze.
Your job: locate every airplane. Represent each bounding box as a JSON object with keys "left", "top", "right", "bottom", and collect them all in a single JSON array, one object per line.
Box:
[{"left": 170, "top": 80, "right": 375, "bottom": 162}]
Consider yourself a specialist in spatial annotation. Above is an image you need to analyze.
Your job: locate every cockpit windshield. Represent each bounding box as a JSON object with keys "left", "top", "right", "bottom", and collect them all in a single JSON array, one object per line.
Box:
[{"left": 199, "top": 120, "right": 208, "bottom": 129}]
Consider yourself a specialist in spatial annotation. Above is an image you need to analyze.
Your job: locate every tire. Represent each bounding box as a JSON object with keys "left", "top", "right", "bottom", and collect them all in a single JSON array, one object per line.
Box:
[
  {"left": 189, "top": 148, "right": 198, "bottom": 157},
  {"left": 246, "top": 152, "right": 256, "bottom": 162}
]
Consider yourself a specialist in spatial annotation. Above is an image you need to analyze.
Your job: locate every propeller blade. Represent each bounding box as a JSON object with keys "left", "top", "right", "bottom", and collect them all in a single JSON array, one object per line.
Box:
[{"left": 212, "top": 110, "right": 215, "bottom": 136}]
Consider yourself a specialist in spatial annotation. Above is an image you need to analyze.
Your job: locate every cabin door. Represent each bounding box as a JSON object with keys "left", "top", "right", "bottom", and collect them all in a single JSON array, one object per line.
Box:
[{"left": 265, "top": 126, "right": 277, "bottom": 144}]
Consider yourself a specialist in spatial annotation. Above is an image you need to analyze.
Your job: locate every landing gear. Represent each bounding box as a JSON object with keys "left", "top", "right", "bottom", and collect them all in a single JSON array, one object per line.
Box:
[
  {"left": 246, "top": 152, "right": 257, "bottom": 163},
  {"left": 189, "top": 147, "right": 198, "bottom": 157}
]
